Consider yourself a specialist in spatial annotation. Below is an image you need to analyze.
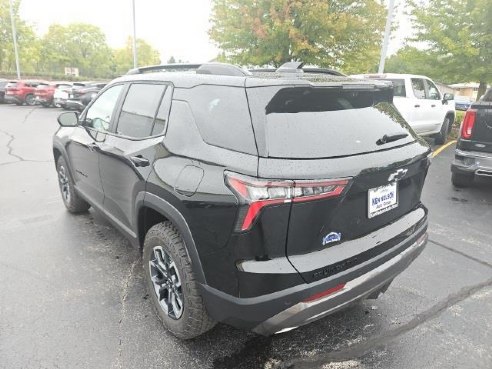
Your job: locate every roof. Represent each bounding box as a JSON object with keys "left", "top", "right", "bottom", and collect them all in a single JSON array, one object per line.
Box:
[
  {"left": 113, "top": 69, "right": 390, "bottom": 89},
  {"left": 350, "top": 73, "right": 431, "bottom": 80}
]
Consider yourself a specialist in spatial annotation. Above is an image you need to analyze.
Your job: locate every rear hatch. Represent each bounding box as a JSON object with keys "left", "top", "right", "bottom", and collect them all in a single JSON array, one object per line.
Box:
[
  {"left": 246, "top": 82, "right": 430, "bottom": 282},
  {"left": 466, "top": 101, "right": 492, "bottom": 153},
  {"left": 35, "top": 83, "right": 51, "bottom": 97},
  {"left": 5, "top": 82, "right": 19, "bottom": 95}
]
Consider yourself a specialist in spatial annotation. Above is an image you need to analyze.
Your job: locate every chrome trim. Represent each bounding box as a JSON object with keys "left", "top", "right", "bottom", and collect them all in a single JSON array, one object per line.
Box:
[
  {"left": 455, "top": 149, "right": 492, "bottom": 160},
  {"left": 254, "top": 233, "right": 428, "bottom": 335}
]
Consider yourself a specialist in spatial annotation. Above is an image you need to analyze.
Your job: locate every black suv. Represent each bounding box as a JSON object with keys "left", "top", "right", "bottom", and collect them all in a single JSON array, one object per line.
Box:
[
  {"left": 53, "top": 62, "right": 431, "bottom": 339},
  {"left": 451, "top": 88, "right": 492, "bottom": 187}
]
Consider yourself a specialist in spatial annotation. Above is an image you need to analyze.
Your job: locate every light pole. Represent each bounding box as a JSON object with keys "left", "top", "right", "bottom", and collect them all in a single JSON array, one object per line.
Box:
[
  {"left": 9, "top": 0, "right": 21, "bottom": 79},
  {"left": 132, "top": 0, "right": 138, "bottom": 68},
  {"left": 378, "top": 0, "right": 396, "bottom": 74}
]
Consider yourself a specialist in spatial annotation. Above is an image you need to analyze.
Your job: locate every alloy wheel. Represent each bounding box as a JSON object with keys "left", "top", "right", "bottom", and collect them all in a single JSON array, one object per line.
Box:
[
  {"left": 149, "top": 246, "right": 184, "bottom": 319},
  {"left": 58, "top": 165, "right": 71, "bottom": 204}
]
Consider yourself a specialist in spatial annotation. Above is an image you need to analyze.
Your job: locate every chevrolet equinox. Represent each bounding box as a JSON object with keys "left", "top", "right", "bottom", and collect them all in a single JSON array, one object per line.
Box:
[{"left": 53, "top": 62, "right": 431, "bottom": 339}]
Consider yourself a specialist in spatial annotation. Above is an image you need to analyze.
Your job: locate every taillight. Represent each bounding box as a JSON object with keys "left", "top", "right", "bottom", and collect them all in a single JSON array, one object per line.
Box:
[
  {"left": 225, "top": 172, "right": 350, "bottom": 231},
  {"left": 461, "top": 110, "right": 476, "bottom": 139}
]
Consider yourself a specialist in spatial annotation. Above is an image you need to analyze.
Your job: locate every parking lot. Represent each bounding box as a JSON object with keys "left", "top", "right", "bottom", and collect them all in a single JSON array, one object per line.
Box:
[{"left": 0, "top": 104, "right": 491, "bottom": 369}]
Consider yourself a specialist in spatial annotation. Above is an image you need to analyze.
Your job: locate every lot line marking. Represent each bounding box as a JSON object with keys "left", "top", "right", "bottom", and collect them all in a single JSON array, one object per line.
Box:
[
  {"left": 428, "top": 239, "right": 492, "bottom": 269},
  {"left": 432, "top": 140, "right": 457, "bottom": 158}
]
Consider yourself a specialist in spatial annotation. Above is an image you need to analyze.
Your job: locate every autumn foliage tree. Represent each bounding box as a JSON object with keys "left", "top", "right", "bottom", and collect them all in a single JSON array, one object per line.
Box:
[
  {"left": 409, "top": 0, "right": 491, "bottom": 98},
  {"left": 209, "top": 0, "right": 386, "bottom": 73}
]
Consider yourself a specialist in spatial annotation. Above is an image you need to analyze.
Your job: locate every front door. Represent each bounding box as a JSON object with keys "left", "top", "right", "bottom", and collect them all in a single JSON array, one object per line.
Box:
[{"left": 67, "top": 84, "right": 125, "bottom": 206}]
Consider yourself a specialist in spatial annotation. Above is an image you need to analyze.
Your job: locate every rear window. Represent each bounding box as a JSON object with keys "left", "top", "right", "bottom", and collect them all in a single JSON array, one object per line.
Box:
[
  {"left": 247, "top": 86, "right": 415, "bottom": 159},
  {"left": 36, "top": 84, "right": 49, "bottom": 88},
  {"left": 177, "top": 85, "right": 257, "bottom": 155},
  {"left": 385, "top": 79, "right": 406, "bottom": 97},
  {"left": 481, "top": 89, "right": 492, "bottom": 102}
]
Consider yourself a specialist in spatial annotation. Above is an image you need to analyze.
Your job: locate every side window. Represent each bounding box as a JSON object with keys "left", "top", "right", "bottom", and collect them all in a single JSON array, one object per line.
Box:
[
  {"left": 387, "top": 79, "right": 406, "bottom": 97},
  {"left": 116, "top": 83, "right": 167, "bottom": 138},
  {"left": 85, "top": 84, "right": 124, "bottom": 132},
  {"left": 411, "top": 79, "right": 426, "bottom": 99},
  {"left": 152, "top": 86, "right": 173, "bottom": 135},
  {"left": 424, "top": 79, "right": 441, "bottom": 100}
]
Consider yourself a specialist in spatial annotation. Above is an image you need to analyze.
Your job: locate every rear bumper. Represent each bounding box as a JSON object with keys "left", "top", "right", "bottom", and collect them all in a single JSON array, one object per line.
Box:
[
  {"left": 35, "top": 96, "right": 52, "bottom": 104},
  {"left": 65, "top": 99, "right": 85, "bottom": 111},
  {"left": 451, "top": 149, "right": 492, "bottom": 178},
  {"left": 4, "top": 95, "right": 22, "bottom": 104},
  {"left": 200, "top": 213, "right": 427, "bottom": 335}
]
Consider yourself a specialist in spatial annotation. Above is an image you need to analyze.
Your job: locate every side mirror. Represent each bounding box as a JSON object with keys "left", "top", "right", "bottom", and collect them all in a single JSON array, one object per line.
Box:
[
  {"left": 57, "top": 111, "right": 79, "bottom": 127},
  {"left": 443, "top": 93, "right": 454, "bottom": 101}
]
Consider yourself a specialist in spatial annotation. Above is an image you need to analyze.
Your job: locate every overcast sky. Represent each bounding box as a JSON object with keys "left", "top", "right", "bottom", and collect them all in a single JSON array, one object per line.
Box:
[{"left": 19, "top": 0, "right": 410, "bottom": 64}]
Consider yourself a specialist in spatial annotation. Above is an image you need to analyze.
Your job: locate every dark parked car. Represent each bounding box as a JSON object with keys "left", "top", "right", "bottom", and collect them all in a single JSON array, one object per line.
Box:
[
  {"left": 35, "top": 82, "right": 72, "bottom": 107},
  {"left": 0, "top": 79, "right": 8, "bottom": 103},
  {"left": 4, "top": 80, "right": 48, "bottom": 105},
  {"left": 451, "top": 88, "right": 492, "bottom": 186},
  {"left": 454, "top": 95, "right": 473, "bottom": 111},
  {"left": 64, "top": 82, "right": 106, "bottom": 111},
  {"left": 53, "top": 62, "right": 431, "bottom": 339}
]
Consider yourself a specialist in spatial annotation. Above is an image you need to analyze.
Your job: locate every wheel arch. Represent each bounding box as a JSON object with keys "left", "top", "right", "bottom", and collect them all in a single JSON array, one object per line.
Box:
[{"left": 136, "top": 192, "right": 207, "bottom": 284}]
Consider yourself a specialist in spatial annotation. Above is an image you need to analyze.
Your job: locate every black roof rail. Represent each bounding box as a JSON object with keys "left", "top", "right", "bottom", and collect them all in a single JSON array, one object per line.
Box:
[
  {"left": 126, "top": 62, "right": 251, "bottom": 77},
  {"left": 249, "top": 63, "right": 346, "bottom": 77},
  {"left": 126, "top": 64, "right": 202, "bottom": 75}
]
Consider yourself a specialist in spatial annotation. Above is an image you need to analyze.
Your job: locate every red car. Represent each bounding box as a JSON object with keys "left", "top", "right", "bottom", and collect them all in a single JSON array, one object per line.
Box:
[
  {"left": 4, "top": 80, "right": 48, "bottom": 106},
  {"left": 35, "top": 82, "right": 72, "bottom": 107}
]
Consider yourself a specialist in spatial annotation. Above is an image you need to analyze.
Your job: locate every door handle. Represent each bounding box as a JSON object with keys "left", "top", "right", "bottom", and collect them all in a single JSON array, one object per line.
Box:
[
  {"left": 431, "top": 104, "right": 436, "bottom": 107},
  {"left": 130, "top": 155, "right": 150, "bottom": 167},
  {"left": 87, "top": 142, "right": 99, "bottom": 152},
  {"left": 414, "top": 104, "right": 420, "bottom": 108}
]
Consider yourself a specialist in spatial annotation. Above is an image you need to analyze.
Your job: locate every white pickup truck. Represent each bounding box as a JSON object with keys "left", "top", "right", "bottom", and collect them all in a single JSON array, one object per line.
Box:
[{"left": 352, "top": 73, "right": 455, "bottom": 144}]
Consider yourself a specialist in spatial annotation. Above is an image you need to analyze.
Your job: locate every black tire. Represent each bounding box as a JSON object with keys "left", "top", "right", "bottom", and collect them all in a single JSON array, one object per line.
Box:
[
  {"left": 56, "top": 156, "right": 90, "bottom": 213},
  {"left": 434, "top": 116, "right": 451, "bottom": 145},
  {"left": 143, "top": 221, "right": 216, "bottom": 339},
  {"left": 451, "top": 172, "right": 473, "bottom": 188},
  {"left": 25, "top": 94, "right": 36, "bottom": 106}
]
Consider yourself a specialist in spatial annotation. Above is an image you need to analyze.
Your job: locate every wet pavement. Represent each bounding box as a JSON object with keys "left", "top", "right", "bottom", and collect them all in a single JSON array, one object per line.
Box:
[{"left": 0, "top": 105, "right": 491, "bottom": 369}]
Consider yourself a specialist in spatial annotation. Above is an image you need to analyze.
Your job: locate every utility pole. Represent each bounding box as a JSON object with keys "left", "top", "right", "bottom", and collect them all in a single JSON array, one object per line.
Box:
[
  {"left": 132, "top": 0, "right": 138, "bottom": 68},
  {"left": 378, "top": 0, "right": 396, "bottom": 74},
  {"left": 9, "top": 0, "right": 21, "bottom": 79}
]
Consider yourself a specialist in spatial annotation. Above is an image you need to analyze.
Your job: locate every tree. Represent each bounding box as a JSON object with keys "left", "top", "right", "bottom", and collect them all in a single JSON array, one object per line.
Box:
[
  {"left": 209, "top": 0, "right": 386, "bottom": 73},
  {"left": 167, "top": 56, "right": 176, "bottom": 64},
  {"left": 40, "top": 23, "right": 113, "bottom": 78},
  {"left": 0, "top": 0, "right": 41, "bottom": 74},
  {"left": 113, "top": 37, "right": 161, "bottom": 75},
  {"left": 409, "top": 0, "right": 492, "bottom": 98}
]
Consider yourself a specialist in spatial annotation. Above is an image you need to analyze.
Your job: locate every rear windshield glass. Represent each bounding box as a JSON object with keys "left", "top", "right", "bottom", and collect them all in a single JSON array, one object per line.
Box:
[
  {"left": 247, "top": 86, "right": 415, "bottom": 159},
  {"left": 176, "top": 85, "right": 257, "bottom": 155}
]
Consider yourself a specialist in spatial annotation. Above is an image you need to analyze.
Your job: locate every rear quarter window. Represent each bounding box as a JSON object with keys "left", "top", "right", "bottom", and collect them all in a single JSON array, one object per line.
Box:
[{"left": 174, "top": 85, "right": 257, "bottom": 155}]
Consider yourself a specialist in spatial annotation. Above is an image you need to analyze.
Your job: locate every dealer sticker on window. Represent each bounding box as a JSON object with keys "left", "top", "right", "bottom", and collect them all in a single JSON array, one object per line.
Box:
[{"left": 368, "top": 182, "right": 398, "bottom": 218}]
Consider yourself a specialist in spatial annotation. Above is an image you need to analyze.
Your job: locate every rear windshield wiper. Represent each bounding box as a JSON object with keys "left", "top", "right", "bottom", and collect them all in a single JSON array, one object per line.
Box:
[{"left": 376, "top": 133, "right": 408, "bottom": 145}]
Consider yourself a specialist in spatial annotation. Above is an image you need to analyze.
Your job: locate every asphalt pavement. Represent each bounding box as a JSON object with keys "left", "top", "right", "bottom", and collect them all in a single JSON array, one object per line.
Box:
[{"left": 0, "top": 105, "right": 491, "bottom": 369}]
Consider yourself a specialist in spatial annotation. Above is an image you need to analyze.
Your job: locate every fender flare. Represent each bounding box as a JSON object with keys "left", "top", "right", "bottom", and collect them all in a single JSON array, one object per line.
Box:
[{"left": 138, "top": 192, "right": 207, "bottom": 284}]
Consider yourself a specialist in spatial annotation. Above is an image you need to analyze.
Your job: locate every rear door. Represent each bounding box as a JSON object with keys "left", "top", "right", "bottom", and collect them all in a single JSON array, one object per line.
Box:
[
  {"left": 98, "top": 82, "right": 172, "bottom": 233},
  {"left": 247, "top": 85, "right": 430, "bottom": 282},
  {"left": 423, "top": 79, "right": 445, "bottom": 131},
  {"left": 408, "top": 78, "right": 434, "bottom": 134}
]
